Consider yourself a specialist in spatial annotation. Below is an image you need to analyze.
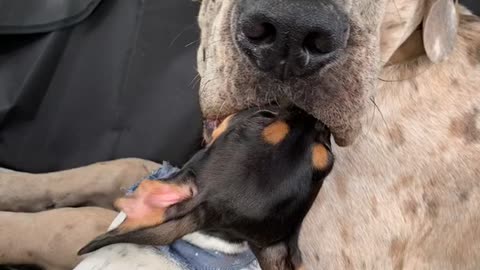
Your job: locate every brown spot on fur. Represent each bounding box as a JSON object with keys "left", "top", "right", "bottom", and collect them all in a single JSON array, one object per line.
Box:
[
  {"left": 438, "top": 142, "right": 449, "bottom": 154},
  {"left": 390, "top": 175, "right": 414, "bottom": 193},
  {"left": 459, "top": 190, "right": 470, "bottom": 203},
  {"left": 311, "top": 144, "right": 329, "bottom": 170},
  {"left": 65, "top": 224, "right": 75, "bottom": 230},
  {"left": 449, "top": 108, "right": 480, "bottom": 143},
  {"left": 423, "top": 193, "right": 439, "bottom": 219},
  {"left": 262, "top": 121, "right": 290, "bottom": 145},
  {"left": 467, "top": 43, "right": 480, "bottom": 66},
  {"left": 340, "top": 224, "right": 352, "bottom": 244},
  {"left": 387, "top": 124, "right": 406, "bottom": 147},
  {"left": 341, "top": 250, "right": 353, "bottom": 270},
  {"left": 334, "top": 174, "right": 348, "bottom": 200},
  {"left": 314, "top": 253, "right": 320, "bottom": 262},
  {"left": 26, "top": 251, "right": 34, "bottom": 258},
  {"left": 389, "top": 238, "right": 407, "bottom": 270},
  {"left": 210, "top": 115, "right": 234, "bottom": 143},
  {"left": 451, "top": 78, "right": 460, "bottom": 87},
  {"left": 402, "top": 198, "right": 418, "bottom": 219}
]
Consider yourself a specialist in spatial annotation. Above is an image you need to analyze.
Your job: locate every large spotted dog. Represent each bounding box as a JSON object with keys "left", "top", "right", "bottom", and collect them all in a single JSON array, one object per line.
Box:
[{"left": 1, "top": 0, "right": 480, "bottom": 269}]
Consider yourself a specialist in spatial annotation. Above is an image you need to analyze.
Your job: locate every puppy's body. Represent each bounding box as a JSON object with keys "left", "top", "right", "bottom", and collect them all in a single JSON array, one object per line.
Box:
[
  {"left": 75, "top": 233, "right": 259, "bottom": 270},
  {"left": 78, "top": 107, "right": 334, "bottom": 270}
]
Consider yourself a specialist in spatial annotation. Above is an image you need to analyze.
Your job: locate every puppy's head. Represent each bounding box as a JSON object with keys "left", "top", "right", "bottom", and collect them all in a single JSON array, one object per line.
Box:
[{"left": 79, "top": 107, "right": 333, "bottom": 270}]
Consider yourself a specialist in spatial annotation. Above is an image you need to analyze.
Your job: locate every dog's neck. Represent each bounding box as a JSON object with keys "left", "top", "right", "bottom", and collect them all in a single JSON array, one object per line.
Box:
[{"left": 182, "top": 232, "right": 250, "bottom": 255}]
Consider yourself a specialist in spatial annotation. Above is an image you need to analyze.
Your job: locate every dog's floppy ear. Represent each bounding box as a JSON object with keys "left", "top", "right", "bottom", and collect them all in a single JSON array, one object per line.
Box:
[
  {"left": 251, "top": 232, "right": 303, "bottom": 270},
  {"left": 78, "top": 173, "right": 204, "bottom": 255},
  {"left": 112, "top": 179, "right": 197, "bottom": 233},
  {"left": 78, "top": 213, "right": 201, "bottom": 255},
  {"left": 423, "top": 0, "right": 458, "bottom": 63}
]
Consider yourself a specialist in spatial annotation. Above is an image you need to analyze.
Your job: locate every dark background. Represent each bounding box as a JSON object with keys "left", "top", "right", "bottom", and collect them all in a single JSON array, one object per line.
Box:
[
  {"left": 0, "top": 0, "right": 203, "bottom": 172},
  {"left": 464, "top": 0, "right": 480, "bottom": 14}
]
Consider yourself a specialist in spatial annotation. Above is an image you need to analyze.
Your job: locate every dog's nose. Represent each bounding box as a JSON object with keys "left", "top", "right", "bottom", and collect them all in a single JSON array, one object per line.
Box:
[{"left": 235, "top": 1, "right": 349, "bottom": 80}]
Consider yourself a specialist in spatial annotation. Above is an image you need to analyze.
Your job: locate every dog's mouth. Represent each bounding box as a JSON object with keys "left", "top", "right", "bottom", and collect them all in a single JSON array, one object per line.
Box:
[{"left": 203, "top": 107, "right": 332, "bottom": 145}]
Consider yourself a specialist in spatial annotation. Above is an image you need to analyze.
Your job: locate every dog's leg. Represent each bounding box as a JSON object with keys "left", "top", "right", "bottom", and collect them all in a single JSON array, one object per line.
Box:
[
  {"left": 0, "top": 207, "right": 117, "bottom": 270},
  {"left": 0, "top": 158, "right": 160, "bottom": 212}
]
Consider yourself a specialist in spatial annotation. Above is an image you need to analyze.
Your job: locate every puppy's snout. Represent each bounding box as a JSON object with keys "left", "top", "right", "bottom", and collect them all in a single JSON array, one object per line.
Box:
[{"left": 236, "top": 0, "right": 349, "bottom": 80}]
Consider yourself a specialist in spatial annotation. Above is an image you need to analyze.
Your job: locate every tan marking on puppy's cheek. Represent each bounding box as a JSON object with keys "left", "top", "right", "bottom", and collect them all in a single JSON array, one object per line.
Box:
[
  {"left": 211, "top": 115, "right": 234, "bottom": 143},
  {"left": 262, "top": 121, "right": 290, "bottom": 145},
  {"left": 312, "top": 144, "right": 330, "bottom": 170}
]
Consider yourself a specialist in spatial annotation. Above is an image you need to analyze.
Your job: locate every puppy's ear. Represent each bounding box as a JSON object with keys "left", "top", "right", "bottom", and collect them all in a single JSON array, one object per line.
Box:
[
  {"left": 251, "top": 232, "right": 303, "bottom": 270},
  {"left": 423, "top": 0, "right": 458, "bottom": 63},
  {"left": 78, "top": 212, "right": 201, "bottom": 255},
  {"left": 78, "top": 173, "right": 204, "bottom": 255},
  {"left": 112, "top": 179, "right": 197, "bottom": 233}
]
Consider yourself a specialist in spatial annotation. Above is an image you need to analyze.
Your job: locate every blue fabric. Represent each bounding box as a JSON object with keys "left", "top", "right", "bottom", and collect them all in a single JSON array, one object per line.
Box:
[
  {"left": 126, "top": 162, "right": 259, "bottom": 270},
  {"left": 155, "top": 240, "right": 258, "bottom": 270},
  {"left": 126, "top": 161, "right": 180, "bottom": 195}
]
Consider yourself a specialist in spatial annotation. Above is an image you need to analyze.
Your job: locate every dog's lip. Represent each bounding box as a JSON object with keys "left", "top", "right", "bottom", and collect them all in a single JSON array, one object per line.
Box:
[
  {"left": 202, "top": 108, "right": 335, "bottom": 145},
  {"left": 203, "top": 107, "right": 356, "bottom": 145}
]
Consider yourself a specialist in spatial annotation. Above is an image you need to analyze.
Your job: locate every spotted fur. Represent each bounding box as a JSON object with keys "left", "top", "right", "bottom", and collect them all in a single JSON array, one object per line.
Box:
[{"left": 197, "top": 0, "right": 480, "bottom": 269}]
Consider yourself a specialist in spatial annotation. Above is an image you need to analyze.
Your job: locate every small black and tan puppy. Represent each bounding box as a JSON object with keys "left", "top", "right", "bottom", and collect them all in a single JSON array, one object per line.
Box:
[{"left": 78, "top": 107, "right": 334, "bottom": 270}]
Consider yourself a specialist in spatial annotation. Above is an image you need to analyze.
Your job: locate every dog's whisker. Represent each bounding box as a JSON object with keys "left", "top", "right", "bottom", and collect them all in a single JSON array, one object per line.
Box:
[
  {"left": 370, "top": 96, "right": 389, "bottom": 131},
  {"left": 169, "top": 24, "right": 196, "bottom": 48},
  {"left": 190, "top": 73, "right": 201, "bottom": 87},
  {"left": 185, "top": 39, "right": 199, "bottom": 48},
  {"left": 377, "top": 58, "right": 434, "bottom": 82}
]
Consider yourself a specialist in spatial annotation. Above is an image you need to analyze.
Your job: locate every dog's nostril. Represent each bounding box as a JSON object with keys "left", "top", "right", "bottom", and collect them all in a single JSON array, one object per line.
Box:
[
  {"left": 304, "top": 33, "right": 336, "bottom": 55},
  {"left": 242, "top": 22, "right": 276, "bottom": 44},
  {"left": 236, "top": 2, "right": 349, "bottom": 79}
]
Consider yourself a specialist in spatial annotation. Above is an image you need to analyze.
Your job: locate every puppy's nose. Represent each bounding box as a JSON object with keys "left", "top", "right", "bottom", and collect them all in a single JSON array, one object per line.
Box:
[{"left": 235, "top": 1, "right": 349, "bottom": 80}]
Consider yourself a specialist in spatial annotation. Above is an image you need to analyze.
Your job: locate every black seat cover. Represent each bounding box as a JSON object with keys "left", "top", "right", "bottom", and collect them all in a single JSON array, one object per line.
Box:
[{"left": 0, "top": 0, "right": 202, "bottom": 172}]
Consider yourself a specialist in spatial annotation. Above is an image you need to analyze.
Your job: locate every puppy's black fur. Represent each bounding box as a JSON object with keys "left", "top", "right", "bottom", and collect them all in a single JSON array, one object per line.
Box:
[{"left": 79, "top": 107, "right": 334, "bottom": 270}]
